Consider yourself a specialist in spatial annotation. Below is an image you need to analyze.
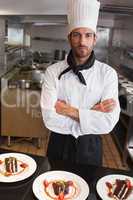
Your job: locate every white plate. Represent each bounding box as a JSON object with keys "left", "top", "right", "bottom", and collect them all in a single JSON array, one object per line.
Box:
[
  {"left": 0, "top": 153, "right": 37, "bottom": 182},
  {"left": 96, "top": 174, "right": 133, "bottom": 200},
  {"left": 33, "top": 170, "right": 89, "bottom": 200}
]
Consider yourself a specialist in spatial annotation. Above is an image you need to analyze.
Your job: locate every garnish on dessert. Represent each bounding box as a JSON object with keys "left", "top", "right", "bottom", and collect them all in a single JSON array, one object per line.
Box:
[
  {"left": 43, "top": 179, "right": 78, "bottom": 200},
  {"left": 106, "top": 178, "right": 133, "bottom": 200},
  {"left": 20, "top": 163, "right": 28, "bottom": 168},
  {"left": 0, "top": 160, "right": 3, "bottom": 165}
]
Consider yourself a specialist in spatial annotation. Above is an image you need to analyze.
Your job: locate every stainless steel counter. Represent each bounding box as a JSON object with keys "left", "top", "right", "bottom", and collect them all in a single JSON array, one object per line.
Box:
[
  {"left": 0, "top": 65, "right": 49, "bottom": 147},
  {"left": 1, "top": 63, "right": 50, "bottom": 90}
]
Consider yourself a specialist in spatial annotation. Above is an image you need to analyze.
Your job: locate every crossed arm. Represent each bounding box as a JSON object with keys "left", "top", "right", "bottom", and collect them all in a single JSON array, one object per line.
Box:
[
  {"left": 55, "top": 98, "right": 116, "bottom": 122},
  {"left": 41, "top": 66, "right": 120, "bottom": 135}
]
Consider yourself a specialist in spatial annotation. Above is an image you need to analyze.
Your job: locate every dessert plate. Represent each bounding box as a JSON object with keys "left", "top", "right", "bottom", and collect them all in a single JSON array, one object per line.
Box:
[
  {"left": 96, "top": 174, "right": 133, "bottom": 200},
  {"left": 0, "top": 153, "right": 37, "bottom": 182},
  {"left": 33, "top": 170, "right": 89, "bottom": 200}
]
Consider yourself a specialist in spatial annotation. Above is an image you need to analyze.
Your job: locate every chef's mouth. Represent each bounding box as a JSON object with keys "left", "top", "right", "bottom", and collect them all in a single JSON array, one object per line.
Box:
[
  {"left": 78, "top": 46, "right": 88, "bottom": 49},
  {"left": 77, "top": 46, "right": 89, "bottom": 51}
]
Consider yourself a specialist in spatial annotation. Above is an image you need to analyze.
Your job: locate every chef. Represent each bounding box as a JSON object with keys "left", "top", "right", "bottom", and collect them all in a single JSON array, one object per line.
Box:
[{"left": 41, "top": 0, "right": 120, "bottom": 166}]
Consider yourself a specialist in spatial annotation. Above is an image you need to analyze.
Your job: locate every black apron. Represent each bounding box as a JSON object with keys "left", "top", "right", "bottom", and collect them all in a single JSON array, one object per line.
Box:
[{"left": 47, "top": 132, "right": 102, "bottom": 166}]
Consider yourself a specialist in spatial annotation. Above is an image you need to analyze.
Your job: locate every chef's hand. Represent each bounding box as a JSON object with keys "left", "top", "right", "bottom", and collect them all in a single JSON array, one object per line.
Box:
[
  {"left": 91, "top": 98, "right": 116, "bottom": 113},
  {"left": 55, "top": 100, "right": 69, "bottom": 115},
  {"left": 55, "top": 100, "right": 79, "bottom": 122}
]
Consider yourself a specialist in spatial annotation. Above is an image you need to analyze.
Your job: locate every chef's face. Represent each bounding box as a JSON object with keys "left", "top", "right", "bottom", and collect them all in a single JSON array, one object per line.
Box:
[{"left": 68, "top": 27, "right": 96, "bottom": 59}]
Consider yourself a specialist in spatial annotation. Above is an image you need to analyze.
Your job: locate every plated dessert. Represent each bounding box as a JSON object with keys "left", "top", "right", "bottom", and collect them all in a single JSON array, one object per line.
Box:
[
  {"left": 32, "top": 170, "right": 89, "bottom": 200},
  {"left": 106, "top": 178, "right": 133, "bottom": 200},
  {"left": 96, "top": 174, "right": 133, "bottom": 200},
  {"left": 0, "top": 156, "right": 28, "bottom": 177},
  {"left": 0, "top": 153, "right": 37, "bottom": 182}
]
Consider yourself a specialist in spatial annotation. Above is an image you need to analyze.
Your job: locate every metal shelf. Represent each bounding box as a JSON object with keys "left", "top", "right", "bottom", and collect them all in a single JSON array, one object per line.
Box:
[{"left": 32, "top": 37, "right": 67, "bottom": 42}]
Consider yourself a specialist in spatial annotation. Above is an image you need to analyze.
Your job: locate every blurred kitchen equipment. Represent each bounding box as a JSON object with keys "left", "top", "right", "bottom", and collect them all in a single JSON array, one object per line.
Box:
[
  {"left": 19, "top": 79, "right": 31, "bottom": 89},
  {"left": 118, "top": 74, "right": 133, "bottom": 116},
  {"left": 1, "top": 69, "right": 48, "bottom": 147},
  {"left": 33, "top": 51, "right": 41, "bottom": 63},
  {"left": 33, "top": 51, "right": 53, "bottom": 63},
  {"left": 6, "top": 67, "right": 45, "bottom": 90},
  {"left": 114, "top": 73, "right": 133, "bottom": 165},
  {"left": 31, "top": 70, "right": 45, "bottom": 83},
  {"left": 127, "top": 49, "right": 133, "bottom": 59},
  {"left": 54, "top": 49, "right": 66, "bottom": 61}
]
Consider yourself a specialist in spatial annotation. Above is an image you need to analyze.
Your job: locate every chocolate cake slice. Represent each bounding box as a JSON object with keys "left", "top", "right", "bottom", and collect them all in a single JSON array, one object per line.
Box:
[
  {"left": 52, "top": 181, "right": 70, "bottom": 196},
  {"left": 106, "top": 179, "right": 133, "bottom": 200},
  {"left": 113, "top": 179, "right": 132, "bottom": 200},
  {"left": 5, "top": 157, "right": 18, "bottom": 173}
]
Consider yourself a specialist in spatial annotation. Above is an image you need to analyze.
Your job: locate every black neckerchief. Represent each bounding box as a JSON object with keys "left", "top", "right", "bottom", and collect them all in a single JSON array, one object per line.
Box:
[{"left": 58, "top": 49, "right": 95, "bottom": 85}]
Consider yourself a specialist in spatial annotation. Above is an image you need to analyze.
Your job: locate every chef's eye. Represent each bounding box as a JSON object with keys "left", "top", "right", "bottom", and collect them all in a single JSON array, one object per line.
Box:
[
  {"left": 85, "top": 33, "right": 94, "bottom": 38},
  {"left": 71, "top": 32, "right": 81, "bottom": 38}
]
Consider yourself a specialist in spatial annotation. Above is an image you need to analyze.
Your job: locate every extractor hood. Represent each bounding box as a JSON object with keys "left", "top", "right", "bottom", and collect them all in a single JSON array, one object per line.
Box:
[
  {"left": 101, "top": 5, "right": 133, "bottom": 15},
  {"left": 0, "top": 0, "right": 133, "bottom": 15},
  {"left": 101, "top": 0, "right": 133, "bottom": 7},
  {"left": 100, "top": 0, "right": 133, "bottom": 15},
  {"left": 20, "top": 15, "right": 67, "bottom": 26},
  {"left": 0, "top": 0, "right": 67, "bottom": 15}
]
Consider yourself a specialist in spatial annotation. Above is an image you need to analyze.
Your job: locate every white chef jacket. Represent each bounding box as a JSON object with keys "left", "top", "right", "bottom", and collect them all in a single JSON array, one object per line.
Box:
[{"left": 40, "top": 59, "right": 120, "bottom": 138}]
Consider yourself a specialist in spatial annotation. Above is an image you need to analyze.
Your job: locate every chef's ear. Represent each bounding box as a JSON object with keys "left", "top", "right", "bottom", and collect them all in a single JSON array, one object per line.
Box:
[
  {"left": 94, "top": 34, "right": 97, "bottom": 46},
  {"left": 68, "top": 32, "right": 72, "bottom": 42},
  {"left": 68, "top": 33, "right": 71, "bottom": 42}
]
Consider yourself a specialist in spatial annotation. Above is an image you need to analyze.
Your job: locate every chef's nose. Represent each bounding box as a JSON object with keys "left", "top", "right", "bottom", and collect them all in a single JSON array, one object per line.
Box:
[{"left": 79, "top": 35, "right": 87, "bottom": 45}]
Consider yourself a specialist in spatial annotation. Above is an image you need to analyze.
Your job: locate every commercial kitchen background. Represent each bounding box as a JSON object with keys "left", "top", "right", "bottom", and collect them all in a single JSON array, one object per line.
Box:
[{"left": 0, "top": 0, "right": 133, "bottom": 169}]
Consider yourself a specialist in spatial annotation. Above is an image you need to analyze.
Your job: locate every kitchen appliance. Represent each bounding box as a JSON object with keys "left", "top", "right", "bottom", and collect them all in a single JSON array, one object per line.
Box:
[
  {"left": 117, "top": 73, "right": 133, "bottom": 164},
  {"left": 1, "top": 67, "right": 48, "bottom": 147},
  {"left": 119, "top": 74, "right": 133, "bottom": 116},
  {"left": 54, "top": 49, "right": 66, "bottom": 61},
  {"left": 7, "top": 67, "right": 46, "bottom": 90}
]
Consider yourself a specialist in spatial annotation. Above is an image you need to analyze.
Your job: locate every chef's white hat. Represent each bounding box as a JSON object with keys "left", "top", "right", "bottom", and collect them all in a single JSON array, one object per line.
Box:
[{"left": 67, "top": 0, "right": 100, "bottom": 34}]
